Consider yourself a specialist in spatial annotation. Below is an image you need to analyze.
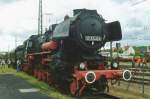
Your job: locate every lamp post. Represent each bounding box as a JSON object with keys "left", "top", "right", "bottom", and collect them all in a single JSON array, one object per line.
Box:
[
  {"left": 38, "top": 0, "right": 43, "bottom": 35},
  {"left": 116, "top": 43, "right": 121, "bottom": 68},
  {"left": 110, "top": 41, "right": 113, "bottom": 67}
]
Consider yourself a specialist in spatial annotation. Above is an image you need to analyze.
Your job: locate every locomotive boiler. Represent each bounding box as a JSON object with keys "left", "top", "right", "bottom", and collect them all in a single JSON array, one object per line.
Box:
[{"left": 15, "top": 9, "right": 132, "bottom": 96}]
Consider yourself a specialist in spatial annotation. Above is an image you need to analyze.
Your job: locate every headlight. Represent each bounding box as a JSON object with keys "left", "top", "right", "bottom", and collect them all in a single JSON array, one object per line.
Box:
[
  {"left": 80, "top": 62, "right": 85, "bottom": 70},
  {"left": 113, "top": 62, "right": 118, "bottom": 68}
]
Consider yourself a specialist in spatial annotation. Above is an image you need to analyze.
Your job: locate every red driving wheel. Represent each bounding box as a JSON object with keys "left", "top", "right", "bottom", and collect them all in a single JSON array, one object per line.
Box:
[{"left": 70, "top": 79, "right": 78, "bottom": 96}]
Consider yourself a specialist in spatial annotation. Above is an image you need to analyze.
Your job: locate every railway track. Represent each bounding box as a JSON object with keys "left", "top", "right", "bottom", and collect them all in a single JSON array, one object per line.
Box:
[
  {"left": 121, "top": 66, "right": 150, "bottom": 71},
  {"left": 128, "top": 68, "right": 150, "bottom": 72},
  {"left": 120, "top": 67, "right": 150, "bottom": 85},
  {"left": 121, "top": 77, "right": 150, "bottom": 85}
]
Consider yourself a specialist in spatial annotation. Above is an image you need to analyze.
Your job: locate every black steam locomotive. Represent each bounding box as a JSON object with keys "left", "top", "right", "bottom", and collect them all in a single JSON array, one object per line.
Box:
[{"left": 14, "top": 9, "right": 131, "bottom": 96}]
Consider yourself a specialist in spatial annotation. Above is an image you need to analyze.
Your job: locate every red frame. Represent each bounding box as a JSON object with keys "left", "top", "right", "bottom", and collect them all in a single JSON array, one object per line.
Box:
[
  {"left": 73, "top": 69, "right": 122, "bottom": 81},
  {"left": 70, "top": 66, "right": 123, "bottom": 96}
]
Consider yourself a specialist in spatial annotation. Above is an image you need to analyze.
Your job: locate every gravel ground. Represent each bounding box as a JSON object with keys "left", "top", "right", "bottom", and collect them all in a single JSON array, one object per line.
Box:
[{"left": 109, "top": 81, "right": 150, "bottom": 99}]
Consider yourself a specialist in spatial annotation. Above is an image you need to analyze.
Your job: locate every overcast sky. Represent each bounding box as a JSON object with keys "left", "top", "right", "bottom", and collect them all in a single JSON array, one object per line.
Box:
[{"left": 0, "top": 0, "right": 150, "bottom": 51}]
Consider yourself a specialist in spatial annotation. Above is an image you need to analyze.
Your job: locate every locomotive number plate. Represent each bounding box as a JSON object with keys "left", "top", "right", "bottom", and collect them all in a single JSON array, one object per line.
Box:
[{"left": 85, "top": 36, "right": 102, "bottom": 41}]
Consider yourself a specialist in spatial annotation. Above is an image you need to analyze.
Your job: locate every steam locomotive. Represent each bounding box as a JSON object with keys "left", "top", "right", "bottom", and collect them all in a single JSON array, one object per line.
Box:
[{"left": 14, "top": 9, "right": 132, "bottom": 96}]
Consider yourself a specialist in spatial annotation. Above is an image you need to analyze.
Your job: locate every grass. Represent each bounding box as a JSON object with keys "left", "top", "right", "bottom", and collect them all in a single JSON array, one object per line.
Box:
[{"left": 0, "top": 66, "right": 72, "bottom": 99}]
